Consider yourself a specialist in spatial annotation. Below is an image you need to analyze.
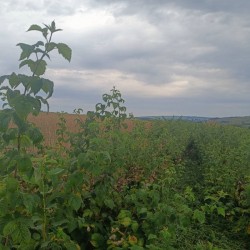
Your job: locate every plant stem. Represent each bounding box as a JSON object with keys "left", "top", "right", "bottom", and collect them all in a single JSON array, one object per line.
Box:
[{"left": 42, "top": 164, "right": 47, "bottom": 241}]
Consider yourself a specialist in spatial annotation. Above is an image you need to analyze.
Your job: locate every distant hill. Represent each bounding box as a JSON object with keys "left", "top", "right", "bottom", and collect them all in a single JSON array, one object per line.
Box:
[
  {"left": 137, "top": 116, "right": 212, "bottom": 122},
  {"left": 210, "top": 116, "right": 250, "bottom": 128},
  {"left": 137, "top": 115, "right": 250, "bottom": 128}
]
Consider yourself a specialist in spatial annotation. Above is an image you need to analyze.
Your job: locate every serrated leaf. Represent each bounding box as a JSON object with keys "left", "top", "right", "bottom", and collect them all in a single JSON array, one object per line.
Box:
[
  {"left": 64, "top": 242, "right": 80, "bottom": 250},
  {"left": 45, "top": 42, "right": 57, "bottom": 52},
  {"left": 57, "top": 43, "right": 72, "bottom": 62},
  {"left": 3, "top": 221, "right": 17, "bottom": 236},
  {"left": 41, "top": 78, "right": 54, "bottom": 99},
  {"left": 29, "top": 77, "right": 43, "bottom": 95},
  {"left": 148, "top": 234, "right": 157, "bottom": 240},
  {"left": 12, "top": 223, "right": 31, "bottom": 243},
  {"left": 131, "top": 222, "right": 139, "bottom": 233},
  {"left": 104, "top": 199, "right": 115, "bottom": 209},
  {"left": 8, "top": 73, "right": 20, "bottom": 88},
  {"left": 36, "top": 96, "right": 49, "bottom": 111},
  {"left": 27, "top": 24, "right": 43, "bottom": 32},
  {"left": 29, "top": 59, "right": 47, "bottom": 76},
  {"left": 32, "top": 232, "right": 41, "bottom": 240},
  {"left": 5, "top": 177, "right": 19, "bottom": 192},
  {"left": 18, "top": 155, "right": 33, "bottom": 172},
  {"left": 42, "top": 28, "right": 48, "bottom": 39},
  {"left": 22, "top": 193, "right": 40, "bottom": 213},
  {"left": 217, "top": 207, "right": 225, "bottom": 217},
  {"left": 193, "top": 209, "right": 205, "bottom": 224},
  {"left": 69, "top": 194, "right": 82, "bottom": 211},
  {"left": 17, "top": 43, "right": 34, "bottom": 60},
  {"left": 20, "top": 135, "right": 33, "bottom": 147},
  {"left": 34, "top": 41, "right": 44, "bottom": 47},
  {"left": 120, "top": 217, "right": 132, "bottom": 227},
  {"left": 19, "top": 59, "right": 31, "bottom": 69},
  {"left": 27, "top": 126, "right": 43, "bottom": 144},
  {"left": 13, "top": 96, "right": 33, "bottom": 120},
  {"left": 91, "top": 233, "right": 105, "bottom": 248}
]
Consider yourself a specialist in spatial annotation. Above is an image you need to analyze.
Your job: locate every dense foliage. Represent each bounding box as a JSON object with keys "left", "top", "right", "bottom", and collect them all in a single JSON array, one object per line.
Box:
[{"left": 0, "top": 22, "right": 249, "bottom": 249}]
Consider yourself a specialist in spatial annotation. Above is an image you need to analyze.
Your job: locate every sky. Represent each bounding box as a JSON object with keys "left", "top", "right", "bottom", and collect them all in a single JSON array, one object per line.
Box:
[{"left": 0, "top": 0, "right": 250, "bottom": 117}]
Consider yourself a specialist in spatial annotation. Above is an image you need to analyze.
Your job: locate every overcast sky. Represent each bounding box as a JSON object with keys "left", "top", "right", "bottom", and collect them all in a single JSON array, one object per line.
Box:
[{"left": 0, "top": 0, "right": 250, "bottom": 117}]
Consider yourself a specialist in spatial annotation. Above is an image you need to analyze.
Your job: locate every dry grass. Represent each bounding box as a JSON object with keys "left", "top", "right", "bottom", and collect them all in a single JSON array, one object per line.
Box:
[
  {"left": 28, "top": 112, "right": 86, "bottom": 147},
  {"left": 27, "top": 112, "right": 145, "bottom": 147}
]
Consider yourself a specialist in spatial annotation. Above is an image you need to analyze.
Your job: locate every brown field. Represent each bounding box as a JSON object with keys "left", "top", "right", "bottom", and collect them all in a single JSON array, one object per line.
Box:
[
  {"left": 27, "top": 112, "right": 86, "bottom": 147},
  {"left": 27, "top": 112, "right": 139, "bottom": 147}
]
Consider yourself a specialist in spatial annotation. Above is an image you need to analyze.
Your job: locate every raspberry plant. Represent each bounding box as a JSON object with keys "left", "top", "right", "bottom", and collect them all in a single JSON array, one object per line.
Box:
[
  {"left": 0, "top": 21, "right": 73, "bottom": 248},
  {"left": 0, "top": 21, "right": 71, "bottom": 171},
  {"left": 0, "top": 21, "right": 249, "bottom": 250}
]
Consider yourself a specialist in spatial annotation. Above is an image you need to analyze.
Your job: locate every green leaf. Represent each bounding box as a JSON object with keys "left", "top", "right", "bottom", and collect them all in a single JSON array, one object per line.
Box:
[
  {"left": 42, "top": 28, "right": 48, "bottom": 39},
  {"left": 32, "top": 233, "right": 41, "bottom": 240},
  {"left": 139, "top": 207, "right": 147, "bottom": 215},
  {"left": 22, "top": 193, "right": 40, "bottom": 213},
  {"left": 0, "top": 198, "right": 8, "bottom": 216},
  {"left": 148, "top": 234, "right": 157, "bottom": 240},
  {"left": 64, "top": 242, "right": 80, "bottom": 250},
  {"left": 217, "top": 207, "right": 226, "bottom": 217},
  {"left": 34, "top": 41, "right": 44, "bottom": 47},
  {"left": 3, "top": 220, "right": 17, "bottom": 236},
  {"left": 4, "top": 220, "right": 31, "bottom": 243},
  {"left": 36, "top": 96, "right": 49, "bottom": 111},
  {"left": 104, "top": 198, "right": 115, "bottom": 209},
  {"left": 29, "top": 77, "right": 43, "bottom": 95},
  {"left": 27, "top": 126, "right": 43, "bottom": 144},
  {"left": 131, "top": 222, "right": 139, "bottom": 233},
  {"left": 18, "top": 155, "right": 33, "bottom": 173},
  {"left": 90, "top": 233, "right": 105, "bottom": 248},
  {"left": 20, "top": 135, "right": 33, "bottom": 147},
  {"left": 12, "top": 95, "right": 33, "bottom": 120},
  {"left": 120, "top": 217, "right": 132, "bottom": 227},
  {"left": 46, "top": 42, "right": 57, "bottom": 52},
  {"left": 193, "top": 209, "right": 205, "bottom": 224},
  {"left": 51, "top": 219, "right": 69, "bottom": 227},
  {"left": 57, "top": 43, "right": 72, "bottom": 62},
  {"left": 48, "top": 168, "right": 64, "bottom": 176},
  {"left": 19, "top": 59, "right": 31, "bottom": 69},
  {"left": 17, "top": 43, "right": 34, "bottom": 60},
  {"left": 27, "top": 24, "right": 43, "bottom": 32},
  {"left": 5, "top": 177, "right": 19, "bottom": 192},
  {"left": 28, "top": 59, "right": 47, "bottom": 76},
  {"left": 41, "top": 78, "right": 54, "bottom": 99},
  {"left": 0, "top": 111, "right": 12, "bottom": 131},
  {"left": 12, "top": 223, "right": 31, "bottom": 243},
  {"left": 9, "top": 73, "right": 20, "bottom": 88},
  {"left": 69, "top": 194, "right": 82, "bottom": 211},
  {"left": 130, "top": 246, "right": 144, "bottom": 250}
]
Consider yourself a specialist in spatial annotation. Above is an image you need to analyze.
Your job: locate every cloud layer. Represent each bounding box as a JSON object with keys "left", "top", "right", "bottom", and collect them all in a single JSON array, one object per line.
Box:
[{"left": 0, "top": 0, "right": 249, "bottom": 116}]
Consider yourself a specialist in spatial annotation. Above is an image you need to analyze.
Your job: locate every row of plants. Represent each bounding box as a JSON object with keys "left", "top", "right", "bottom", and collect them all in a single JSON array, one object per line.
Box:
[{"left": 0, "top": 22, "right": 249, "bottom": 249}]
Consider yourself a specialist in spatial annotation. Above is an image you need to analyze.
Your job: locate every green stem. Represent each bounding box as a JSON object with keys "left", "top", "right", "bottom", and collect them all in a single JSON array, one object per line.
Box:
[
  {"left": 24, "top": 31, "right": 53, "bottom": 95},
  {"left": 42, "top": 165, "right": 47, "bottom": 241}
]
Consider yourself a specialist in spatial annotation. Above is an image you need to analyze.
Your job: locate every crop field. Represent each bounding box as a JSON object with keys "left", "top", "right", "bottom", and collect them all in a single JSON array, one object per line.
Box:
[
  {"left": 27, "top": 112, "right": 137, "bottom": 147},
  {"left": 0, "top": 22, "right": 249, "bottom": 249},
  {"left": 28, "top": 112, "right": 87, "bottom": 147},
  {"left": 2, "top": 110, "right": 250, "bottom": 249}
]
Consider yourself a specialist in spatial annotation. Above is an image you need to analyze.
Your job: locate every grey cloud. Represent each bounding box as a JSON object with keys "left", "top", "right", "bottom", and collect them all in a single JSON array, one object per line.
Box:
[
  {"left": 0, "top": 0, "right": 249, "bottom": 116},
  {"left": 89, "top": 0, "right": 250, "bottom": 15}
]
